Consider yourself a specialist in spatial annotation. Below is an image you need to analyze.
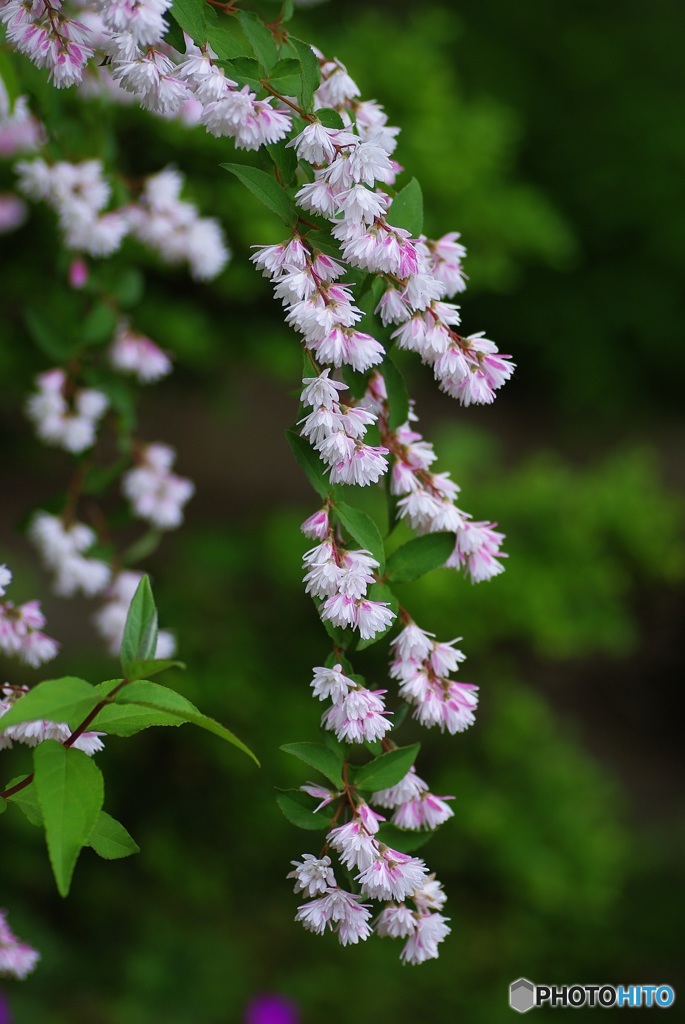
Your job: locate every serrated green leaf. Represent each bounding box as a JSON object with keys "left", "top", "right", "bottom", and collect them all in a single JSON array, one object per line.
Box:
[
  {"left": 355, "top": 582, "right": 398, "bottom": 651},
  {"left": 275, "top": 791, "right": 332, "bottom": 830},
  {"left": 385, "top": 533, "right": 455, "bottom": 584},
  {"left": 111, "top": 681, "right": 258, "bottom": 764},
  {"left": 355, "top": 743, "right": 420, "bottom": 791},
  {"left": 125, "top": 658, "right": 185, "bottom": 681},
  {"left": 120, "top": 576, "right": 158, "bottom": 673},
  {"left": 267, "top": 138, "right": 298, "bottom": 188},
  {"left": 90, "top": 702, "right": 184, "bottom": 737},
  {"left": 289, "top": 38, "right": 320, "bottom": 108},
  {"left": 382, "top": 356, "right": 410, "bottom": 430},
  {"left": 0, "top": 677, "right": 98, "bottom": 733},
  {"left": 280, "top": 742, "right": 344, "bottom": 789},
  {"left": 236, "top": 10, "right": 278, "bottom": 71},
  {"left": 221, "top": 163, "right": 297, "bottom": 226},
  {"left": 206, "top": 20, "right": 252, "bottom": 59},
  {"left": 170, "top": 0, "right": 206, "bottom": 42},
  {"left": 376, "top": 824, "right": 432, "bottom": 853},
  {"left": 267, "top": 56, "right": 302, "bottom": 95},
  {"left": 33, "top": 742, "right": 104, "bottom": 896},
  {"left": 285, "top": 428, "right": 330, "bottom": 498},
  {"left": 218, "top": 56, "right": 263, "bottom": 92},
  {"left": 388, "top": 178, "right": 423, "bottom": 237},
  {"left": 5, "top": 778, "right": 42, "bottom": 826},
  {"left": 315, "top": 108, "right": 344, "bottom": 129},
  {"left": 334, "top": 502, "right": 385, "bottom": 569},
  {"left": 87, "top": 811, "right": 139, "bottom": 860}
]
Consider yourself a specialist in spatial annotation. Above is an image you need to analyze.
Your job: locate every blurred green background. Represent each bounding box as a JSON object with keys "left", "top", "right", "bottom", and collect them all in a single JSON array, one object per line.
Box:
[{"left": 1, "top": 0, "right": 684, "bottom": 1020}]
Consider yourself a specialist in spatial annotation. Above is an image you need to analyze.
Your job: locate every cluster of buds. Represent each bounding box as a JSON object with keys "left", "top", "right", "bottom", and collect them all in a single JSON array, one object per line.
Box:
[
  {"left": 122, "top": 443, "right": 194, "bottom": 531},
  {"left": 26, "top": 368, "right": 109, "bottom": 453}
]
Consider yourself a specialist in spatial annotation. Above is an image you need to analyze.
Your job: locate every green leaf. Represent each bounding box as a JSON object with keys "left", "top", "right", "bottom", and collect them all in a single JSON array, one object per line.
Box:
[
  {"left": 125, "top": 658, "right": 186, "bottom": 681},
  {"left": 170, "top": 0, "right": 206, "bottom": 42},
  {"left": 33, "top": 742, "right": 105, "bottom": 897},
  {"left": 111, "top": 268, "right": 145, "bottom": 308},
  {"left": 382, "top": 356, "right": 410, "bottom": 430},
  {"left": 24, "top": 307, "right": 75, "bottom": 360},
  {"left": 388, "top": 178, "right": 423, "bottom": 237},
  {"left": 285, "top": 429, "right": 330, "bottom": 498},
  {"left": 0, "top": 50, "right": 20, "bottom": 112},
  {"left": 111, "top": 681, "right": 258, "bottom": 764},
  {"left": 267, "top": 139, "right": 298, "bottom": 188},
  {"left": 385, "top": 533, "right": 455, "bottom": 584},
  {"left": 268, "top": 56, "right": 302, "bottom": 96},
  {"left": 334, "top": 502, "right": 385, "bottom": 569},
  {"left": 206, "top": 20, "right": 252, "bottom": 59},
  {"left": 90, "top": 702, "right": 184, "bottom": 737},
  {"left": 289, "top": 38, "right": 320, "bottom": 108},
  {"left": 280, "top": 742, "right": 343, "bottom": 789},
  {"left": 219, "top": 56, "right": 263, "bottom": 92},
  {"left": 221, "top": 163, "right": 297, "bottom": 226},
  {"left": 275, "top": 790, "right": 333, "bottom": 830},
  {"left": 316, "top": 108, "right": 344, "bottom": 129},
  {"left": 236, "top": 11, "right": 278, "bottom": 71},
  {"left": 0, "top": 797, "right": 6, "bottom": 815},
  {"left": 5, "top": 778, "right": 42, "bottom": 826},
  {"left": 355, "top": 582, "right": 398, "bottom": 651},
  {"left": 376, "top": 824, "right": 432, "bottom": 853},
  {"left": 122, "top": 528, "right": 163, "bottom": 566},
  {"left": 120, "top": 576, "right": 158, "bottom": 673},
  {"left": 320, "top": 615, "right": 349, "bottom": 647},
  {"left": 87, "top": 811, "right": 139, "bottom": 860},
  {"left": 354, "top": 743, "right": 420, "bottom": 791},
  {"left": 0, "top": 677, "right": 98, "bottom": 733},
  {"left": 280, "top": 0, "right": 295, "bottom": 23},
  {"left": 163, "top": 15, "right": 186, "bottom": 53},
  {"left": 82, "top": 303, "right": 117, "bottom": 346}
]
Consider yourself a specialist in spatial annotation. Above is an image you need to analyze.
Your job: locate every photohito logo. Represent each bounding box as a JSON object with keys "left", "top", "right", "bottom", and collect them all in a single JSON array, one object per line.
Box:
[{"left": 509, "top": 979, "right": 676, "bottom": 1012}]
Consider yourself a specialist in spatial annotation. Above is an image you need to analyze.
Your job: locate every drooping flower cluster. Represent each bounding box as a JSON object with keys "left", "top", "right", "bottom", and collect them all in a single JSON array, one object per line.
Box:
[
  {"left": 291, "top": 802, "right": 450, "bottom": 964},
  {"left": 311, "top": 663, "right": 391, "bottom": 743},
  {"left": 14, "top": 158, "right": 229, "bottom": 276},
  {"left": 26, "top": 368, "right": 109, "bottom": 453},
  {"left": 299, "top": 370, "right": 389, "bottom": 487},
  {"left": 29, "top": 512, "right": 111, "bottom": 598},
  {"left": 0, "top": 908, "right": 40, "bottom": 979},
  {"left": 122, "top": 442, "right": 194, "bottom": 531},
  {"left": 390, "top": 621, "right": 478, "bottom": 734},
  {"left": 302, "top": 523, "right": 394, "bottom": 641},
  {"left": 109, "top": 323, "right": 172, "bottom": 383},
  {"left": 372, "top": 766, "right": 454, "bottom": 831},
  {"left": 0, "top": 564, "right": 58, "bottom": 667}
]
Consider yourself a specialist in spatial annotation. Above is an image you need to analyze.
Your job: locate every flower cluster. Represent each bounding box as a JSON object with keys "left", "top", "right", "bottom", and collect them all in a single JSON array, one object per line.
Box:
[
  {"left": 109, "top": 323, "right": 172, "bottom": 383},
  {"left": 122, "top": 442, "right": 194, "bottom": 531},
  {"left": 302, "top": 527, "right": 393, "bottom": 641},
  {"left": 14, "top": 158, "right": 229, "bottom": 277},
  {"left": 311, "top": 663, "right": 391, "bottom": 743},
  {"left": 372, "top": 766, "right": 454, "bottom": 831},
  {"left": 26, "top": 368, "right": 109, "bottom": 453},
  {"left": 291, "top": 802, "right": 450, "bottom": 964},
  {"left": 0, "top": 564, "right": 58, "bottom": 667},
  {"left": 0, "top": 909, "right": 39, "bottom": 979},
  {"left": 29, "top": 512, "right": 111, "bottom": 598},
  {"left": 390, "top": 621, "right": 478, "bottom": 734},
  {"left": 298, "top": 370, "right": 388, "bottom": 487}
]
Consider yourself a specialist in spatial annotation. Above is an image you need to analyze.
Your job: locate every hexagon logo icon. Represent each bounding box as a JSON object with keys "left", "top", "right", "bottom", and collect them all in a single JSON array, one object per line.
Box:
[{"left": 510, "top": 978, "right": 536, "bottom": 1013}]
